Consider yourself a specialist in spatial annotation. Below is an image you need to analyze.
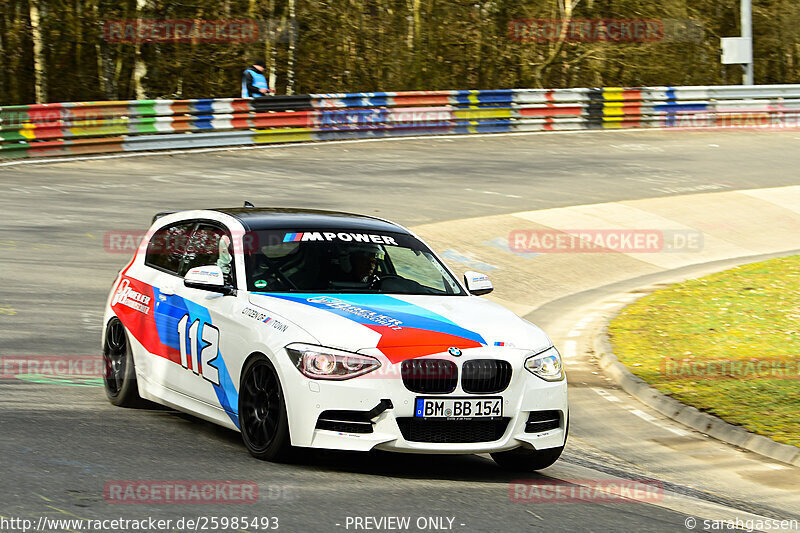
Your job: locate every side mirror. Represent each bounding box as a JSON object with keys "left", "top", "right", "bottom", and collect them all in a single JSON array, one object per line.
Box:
[
  {"left": 464, "top": 271, "right": 493, "bottom": 296},
  {"left": 184, "top": 265, "right": 235, "bottom": 295}
]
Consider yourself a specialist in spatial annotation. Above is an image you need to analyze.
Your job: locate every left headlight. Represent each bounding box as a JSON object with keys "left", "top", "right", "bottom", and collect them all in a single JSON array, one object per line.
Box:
[
  {"left": 285, "top": 343, "right": 382, "bottom": 380},
  {"left": 524, "top": 346, "right": 564, "bottom": 382}
]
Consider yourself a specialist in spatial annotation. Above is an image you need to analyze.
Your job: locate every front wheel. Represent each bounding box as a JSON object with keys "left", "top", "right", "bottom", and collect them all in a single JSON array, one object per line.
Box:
[
  {"left": 239, "top": 356, "right": 292, "bottom": 461},
  {"left": 103, "top": 319, "right": 143, "bottom": 407}
]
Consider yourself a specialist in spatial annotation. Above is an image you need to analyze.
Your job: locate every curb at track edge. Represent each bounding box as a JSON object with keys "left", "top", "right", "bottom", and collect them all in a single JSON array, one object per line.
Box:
[{"left": 594, "top": 308, "right": 800, "bottom": 468}]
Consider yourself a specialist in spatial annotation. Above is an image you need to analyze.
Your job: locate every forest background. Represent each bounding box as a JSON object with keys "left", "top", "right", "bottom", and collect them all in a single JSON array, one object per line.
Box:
[{"left": 1, "top": 0, "right": 797, "bottom": 105}]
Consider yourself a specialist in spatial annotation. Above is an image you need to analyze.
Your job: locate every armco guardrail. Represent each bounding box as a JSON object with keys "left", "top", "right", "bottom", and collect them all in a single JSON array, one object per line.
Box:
[{"left": 2, "top": 85, "right": 800, "bottom": 160}]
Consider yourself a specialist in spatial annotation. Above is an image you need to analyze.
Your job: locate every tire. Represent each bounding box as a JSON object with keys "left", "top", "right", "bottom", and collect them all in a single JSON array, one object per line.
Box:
[
  {"left": 239, "top": 356, "right": 292, "bottom": 461},
  {"left": 103, "top": 319, "right": 143, "bottom": 407},
  {"left": 491, "top": 445, "right": 564, "bottom": 471}
]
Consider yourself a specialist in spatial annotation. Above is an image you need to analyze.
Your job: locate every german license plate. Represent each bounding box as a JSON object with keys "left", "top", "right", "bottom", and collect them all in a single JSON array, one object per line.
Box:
[{"left": 414, "top": 397, "right": 502, "bottom": 419}]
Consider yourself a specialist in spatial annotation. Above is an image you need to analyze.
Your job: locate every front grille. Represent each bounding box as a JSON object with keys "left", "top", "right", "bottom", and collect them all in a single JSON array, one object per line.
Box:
[
  {"left": 401, "top": 359, "right": 457, "bottom": 394},
  {"left": 396, "top": 417, "right": 510, "bottom": 443},
  {"left": 525, "top": 410, "right": 562, "bottom": 433},
  {"left": 461, "top": 359, "right": 512, "bottom": 394}
]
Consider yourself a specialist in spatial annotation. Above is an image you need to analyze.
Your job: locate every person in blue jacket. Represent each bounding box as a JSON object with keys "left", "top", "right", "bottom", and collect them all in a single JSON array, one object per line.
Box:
[{"left": 241, "top": 60, "right": 274, "bottom": 98}]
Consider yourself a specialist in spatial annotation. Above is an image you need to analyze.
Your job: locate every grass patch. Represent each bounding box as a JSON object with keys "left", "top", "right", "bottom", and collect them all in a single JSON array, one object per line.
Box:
[{"left": 608, "top": 255, "right": 800, "bottom": 447}]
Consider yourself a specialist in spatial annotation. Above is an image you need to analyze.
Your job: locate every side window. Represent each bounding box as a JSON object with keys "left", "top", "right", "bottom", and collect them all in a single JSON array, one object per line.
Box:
[
  {"left": 144, "top": 222, "right": 194, "bottom": 275},
  {"left": 180, "top": 224, "right": 236, "bottom": 287}
]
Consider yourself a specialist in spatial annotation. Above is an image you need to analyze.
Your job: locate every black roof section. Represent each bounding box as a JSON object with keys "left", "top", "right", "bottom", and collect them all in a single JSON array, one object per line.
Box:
[{"left": 209, "top": 207, "right": 410, "bottom": 233}]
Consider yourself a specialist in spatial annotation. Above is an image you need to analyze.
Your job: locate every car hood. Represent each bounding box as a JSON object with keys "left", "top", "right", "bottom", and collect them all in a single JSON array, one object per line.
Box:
[{"left": 248, "top": 292, "right": 552, "bottom": 364}]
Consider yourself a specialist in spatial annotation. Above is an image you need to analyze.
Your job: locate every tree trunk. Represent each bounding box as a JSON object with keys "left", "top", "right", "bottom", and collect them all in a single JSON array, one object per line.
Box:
[
  {"left": 286, "top": 0, "right": 296, "bottom": 95},
  {"left": 29, "top": 0, "right": 47, "bottom": 103},
  {"left": 0, "top": 9, "right": 5, "bottom": 104},
  {"left": 406, "top": 0, "right": 419, "bottom": 50},
  {"left": 74, "top": 0, "right": 82, "bottom": 79},
  {"left": 262, "top": 0, "right": 277, "bottom": 94},
  {"left": 132, "top": 0, "right": 148, "bottom": 100},
  {"left": 87, "top": 0, "right": 111, "bottom": 99},
  {"left": 532, "top": 0, "right": 582, "bottom": 88}
]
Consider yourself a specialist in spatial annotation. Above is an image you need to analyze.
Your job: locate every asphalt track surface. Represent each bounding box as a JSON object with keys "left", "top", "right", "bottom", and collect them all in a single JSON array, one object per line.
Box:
[{"left": 2, "top": 130, "right": 800, "bottom": 533}]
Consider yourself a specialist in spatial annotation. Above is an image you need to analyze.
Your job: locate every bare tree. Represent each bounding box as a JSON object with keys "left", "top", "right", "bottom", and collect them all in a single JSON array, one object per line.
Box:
[
  {"left": 286, "top": 0, "right": 296, "bottom": 95},
  {"left": 29, "top": 0, "right": 47, "bottom": 102},
  {"left": 531, "top": 0, "right": 582, "bottom": 88},
  {"left": 132, "top": 0, "right": 147, "bottom": 99}
]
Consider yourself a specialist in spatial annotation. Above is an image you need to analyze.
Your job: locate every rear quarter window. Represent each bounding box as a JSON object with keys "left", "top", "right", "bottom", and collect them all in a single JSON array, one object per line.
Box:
[{"left": 144, "top": 222, "right": 194, "bottom": 275}]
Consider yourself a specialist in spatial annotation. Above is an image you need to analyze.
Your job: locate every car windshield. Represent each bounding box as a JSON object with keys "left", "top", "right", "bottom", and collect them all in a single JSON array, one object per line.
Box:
[{"left": 244, "top": 229, "right": 465, "bottom": 295}]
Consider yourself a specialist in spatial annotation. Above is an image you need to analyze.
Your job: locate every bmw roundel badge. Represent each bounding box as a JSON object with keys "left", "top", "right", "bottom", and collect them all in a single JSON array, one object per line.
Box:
[{"left": 448, "top": 347, "right": 462, "bottom": 357}]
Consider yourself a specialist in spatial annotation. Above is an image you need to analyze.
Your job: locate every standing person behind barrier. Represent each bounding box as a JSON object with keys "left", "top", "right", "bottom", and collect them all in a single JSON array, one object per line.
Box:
[{"left": 241, "top": 60, "right": 274, "bottom": 98}]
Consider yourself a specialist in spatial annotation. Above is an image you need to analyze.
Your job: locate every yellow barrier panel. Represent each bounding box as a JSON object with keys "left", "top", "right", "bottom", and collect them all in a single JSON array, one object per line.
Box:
[
  {"left": 602, "top": 87, "right": 626, "bottom": 101},
  {"left": 20, "top": 124, "right": 36, "bottom": 141},
  {"left": 68, "top": 123, "right": 130, "bottom": 137},
  {"left": 453, "top": 108, "right": 513, "bottom": 120},
  {"left": 253, "top": 127, "right": 314, "bottom": 144},
  {"left": 602, "top": 102, "right": 626, "bottom": 117}
]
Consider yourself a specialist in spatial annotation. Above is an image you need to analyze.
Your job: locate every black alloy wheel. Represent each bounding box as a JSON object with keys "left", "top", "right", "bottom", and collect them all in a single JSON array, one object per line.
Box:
[
  {"left": 239, "top": 356, "right": 292, "bottom": 461},
  {"left": 103, "top": 319, "right": 143, "bottom": 407}
]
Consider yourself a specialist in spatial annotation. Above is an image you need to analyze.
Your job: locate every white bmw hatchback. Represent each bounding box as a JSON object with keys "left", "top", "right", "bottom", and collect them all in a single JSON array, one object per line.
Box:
[{"left": 103, "top": 207, "right": 568, "bottom": 470}]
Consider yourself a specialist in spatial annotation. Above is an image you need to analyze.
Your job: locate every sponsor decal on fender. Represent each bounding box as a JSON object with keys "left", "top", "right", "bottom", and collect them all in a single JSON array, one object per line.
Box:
[
  {"left": 241, "top": 307, "right": 289, "bottom": 332},
  {"left": 242, "top": 307, "right": 269, "bottom": 322},
  {"left": 112, "top": 279, "right": 152, "bottom": 314}
]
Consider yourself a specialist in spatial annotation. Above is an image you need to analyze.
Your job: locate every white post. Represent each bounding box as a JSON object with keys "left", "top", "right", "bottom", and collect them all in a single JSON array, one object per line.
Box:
[{"left": 741, "top": 0, "right": 754, "bottom": 85}]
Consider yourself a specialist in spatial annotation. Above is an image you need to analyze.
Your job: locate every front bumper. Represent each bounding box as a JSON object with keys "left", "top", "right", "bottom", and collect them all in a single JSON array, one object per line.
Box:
[{"left": 280, "top": 350, "right": 569, "bottom": 454}]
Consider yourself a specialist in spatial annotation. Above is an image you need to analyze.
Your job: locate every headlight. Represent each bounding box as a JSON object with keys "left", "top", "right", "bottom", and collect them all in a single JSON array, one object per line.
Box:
[
  {"left": 285, "top": 343, "right": 381, "bottom": 380},
  {"left": 524, "top": 346, "right": 564, "bottom": 382}
]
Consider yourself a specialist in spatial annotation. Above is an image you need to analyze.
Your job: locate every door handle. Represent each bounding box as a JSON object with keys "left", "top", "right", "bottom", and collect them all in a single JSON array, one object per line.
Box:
[{"left": 160, "top": 285, "right": 175, "bottom": 296}]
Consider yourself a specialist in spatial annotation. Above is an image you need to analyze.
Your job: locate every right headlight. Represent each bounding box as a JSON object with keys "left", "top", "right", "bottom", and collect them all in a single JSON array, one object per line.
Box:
[
  {"left": 524, "top": 346, "right": 564, "bottom": 382},
  {"left": 285, "top": 343, "right": 381, "bottom": 380}
]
